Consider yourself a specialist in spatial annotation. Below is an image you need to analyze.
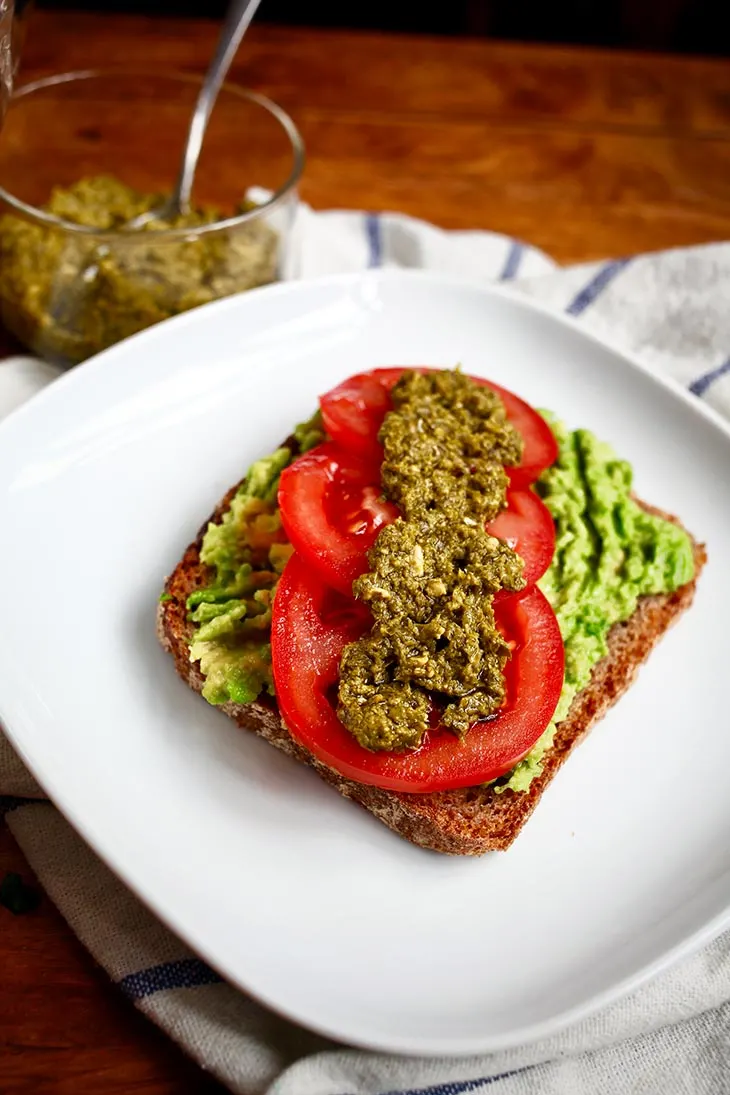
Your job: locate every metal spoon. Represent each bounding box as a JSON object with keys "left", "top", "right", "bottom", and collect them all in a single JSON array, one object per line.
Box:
[{"left": 126, "top": 0, "right": 263, "bottom": 229}]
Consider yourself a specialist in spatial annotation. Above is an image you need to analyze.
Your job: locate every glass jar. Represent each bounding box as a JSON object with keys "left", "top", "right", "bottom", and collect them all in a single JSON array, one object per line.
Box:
[{"left": 0, "top": 68, "right": 304, "bottom": 365}]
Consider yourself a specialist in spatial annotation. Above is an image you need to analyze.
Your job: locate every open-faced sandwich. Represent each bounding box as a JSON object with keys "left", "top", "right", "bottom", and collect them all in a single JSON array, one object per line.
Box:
[{"left": 158, "top": 367, "right": 705, "bottom": 854}]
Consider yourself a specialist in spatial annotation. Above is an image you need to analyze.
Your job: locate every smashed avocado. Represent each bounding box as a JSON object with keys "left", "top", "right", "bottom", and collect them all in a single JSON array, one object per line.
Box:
[
  {"left": 337, "top": 369, "right": 526, "bottom": 752},
  {"left": 0, "top": 175, "right": 278, "bottom": 366},
  {"left": 186, "top": 412, "right": 325, "bottom": 705},
  {"left": 497, "top": 415, "right": 695, "bottom": 793}
]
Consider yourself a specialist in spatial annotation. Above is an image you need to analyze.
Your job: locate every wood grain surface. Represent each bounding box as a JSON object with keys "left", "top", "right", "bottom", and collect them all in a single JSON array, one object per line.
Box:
[
  {"left": 18, "top": 11, "right": 730, "bottom": 262},
  {"left": 2, "top": 10, "right": 730, "bottom": 1092}
]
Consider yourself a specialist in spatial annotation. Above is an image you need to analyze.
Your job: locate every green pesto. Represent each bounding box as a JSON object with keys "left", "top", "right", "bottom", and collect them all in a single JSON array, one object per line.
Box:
[
  {"left": 497, "top": 416, "right": 695, "bottom": 793},
  {"left": 337, "top": 369, "right": 525, "bottom": 753},
  {"left": 0, "top": 175, "right": 278, "bottom": 365},
  {"left": 187, "top": 411, "right": 323, "bottom": 706}
]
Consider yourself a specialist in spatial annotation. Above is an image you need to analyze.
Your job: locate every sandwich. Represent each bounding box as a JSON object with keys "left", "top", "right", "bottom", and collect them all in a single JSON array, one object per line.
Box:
[{"left": 158, "top": 367, "right": 705, "bottom": 854}]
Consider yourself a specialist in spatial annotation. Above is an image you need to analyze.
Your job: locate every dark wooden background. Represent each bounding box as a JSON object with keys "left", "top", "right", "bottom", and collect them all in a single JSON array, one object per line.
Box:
[{"left": 34, "top": 0, "right": 730, "bottom": 55}]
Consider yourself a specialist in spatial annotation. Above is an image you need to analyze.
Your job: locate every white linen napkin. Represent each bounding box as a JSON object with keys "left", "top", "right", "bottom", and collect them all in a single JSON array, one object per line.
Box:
[{"left": 2, "top": 204, "right": 730, "bottom": 1095}]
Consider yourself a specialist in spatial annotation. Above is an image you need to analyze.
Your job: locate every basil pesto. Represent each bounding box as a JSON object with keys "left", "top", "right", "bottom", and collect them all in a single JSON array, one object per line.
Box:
[
  {"left": 337, "top": 369, "right": 526, "bottom": 752},
  {"left": 0, "top": 175, "right": 278, "bottom": 366}
]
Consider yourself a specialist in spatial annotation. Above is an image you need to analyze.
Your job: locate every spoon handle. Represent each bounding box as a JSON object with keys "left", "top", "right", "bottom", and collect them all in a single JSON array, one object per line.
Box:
[{"left": 174, "top": 0, "right": 264, "bottom": 212}]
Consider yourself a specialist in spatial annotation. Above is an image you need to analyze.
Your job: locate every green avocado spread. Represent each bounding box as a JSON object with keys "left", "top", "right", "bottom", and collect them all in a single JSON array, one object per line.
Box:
[
  {"left": 177, "top": 377, "right": 694, "bottom": 793},
  {"left": 497, "top": 414, "right": 695, "bottom": 792},
  {"left": 184, "top": 412, "right": 324, "bottom": 706},
  {"left": 338, "top": 369, "right": 525, "bottom": 752}
]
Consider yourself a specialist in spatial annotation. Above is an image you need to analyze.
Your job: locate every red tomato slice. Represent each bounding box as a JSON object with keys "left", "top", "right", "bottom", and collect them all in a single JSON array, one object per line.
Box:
[
  {"left": 318, "top": 368, "right": 404, "bottom": 462},
  {"left": 318, "top": 367, "right": 558, "bottom": 484},
  {"left": 271, "top": 554, "right": 564, "bottom": 794},
  {"left": 279, "top": 442, "right": 556, "bottom": 593},
  {"left": 278, "top": 442, "right": 400, "bottom": 596},
  {"left": 487, "top": 488, "right": 555, "bottom": 586}
]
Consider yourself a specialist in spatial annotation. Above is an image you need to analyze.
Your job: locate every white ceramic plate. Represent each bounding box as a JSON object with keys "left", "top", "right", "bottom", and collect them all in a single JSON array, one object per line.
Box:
[{"left": 0, "top": 271, "right": 727, "bottom": 1056}]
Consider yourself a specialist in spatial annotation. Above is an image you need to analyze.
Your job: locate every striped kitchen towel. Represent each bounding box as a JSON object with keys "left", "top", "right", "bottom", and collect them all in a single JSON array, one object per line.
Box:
[{"left": 2, "top": 206, "right": 730, "bottom": 1095}]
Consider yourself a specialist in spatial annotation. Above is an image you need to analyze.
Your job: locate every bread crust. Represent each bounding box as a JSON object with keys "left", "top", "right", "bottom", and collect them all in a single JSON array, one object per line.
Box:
[{"left": 158, "top": 486, "right": 705, "bottom": 855}]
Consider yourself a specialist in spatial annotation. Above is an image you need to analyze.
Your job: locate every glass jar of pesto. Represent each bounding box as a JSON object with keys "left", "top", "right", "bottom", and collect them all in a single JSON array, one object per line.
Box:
[{"left": 0, "top": 70, "right": 304, "bottom": 366}]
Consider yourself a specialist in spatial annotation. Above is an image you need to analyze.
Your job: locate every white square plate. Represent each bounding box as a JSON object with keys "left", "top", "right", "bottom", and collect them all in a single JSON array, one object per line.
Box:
[{"left": 0, "top": 271, "right": 727, "bottom": 1055}]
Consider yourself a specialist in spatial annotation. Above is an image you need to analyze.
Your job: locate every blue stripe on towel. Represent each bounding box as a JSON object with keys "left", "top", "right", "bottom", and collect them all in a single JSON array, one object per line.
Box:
[
  {"left": 119, "top": 957, "right": 222, "bottom": 1000},
  {"left": 689, "top": 356, "right": 730, "bottom": 397},
  {"left": 565, "top": 258, "right": 632, "bottom": 316},
  {"left": 379, "top": 1069, "right": 531, "bottom": 1094},
  {"left": 499, "top": 240, "right": 524, "bottom": 281},
  {"left": 365, "top": 213, "right": 383, "bottom": 268}
]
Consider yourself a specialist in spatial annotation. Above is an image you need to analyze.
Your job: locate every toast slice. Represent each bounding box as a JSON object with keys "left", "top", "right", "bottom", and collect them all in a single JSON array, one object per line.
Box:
[{"left": 158, "top": 480, "right": 706, "bottom": 855}]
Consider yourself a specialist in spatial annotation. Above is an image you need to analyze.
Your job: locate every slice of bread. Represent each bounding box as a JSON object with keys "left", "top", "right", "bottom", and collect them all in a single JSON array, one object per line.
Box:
[{"left": 158, "top": 479, "right": 705, "bottom": 855}]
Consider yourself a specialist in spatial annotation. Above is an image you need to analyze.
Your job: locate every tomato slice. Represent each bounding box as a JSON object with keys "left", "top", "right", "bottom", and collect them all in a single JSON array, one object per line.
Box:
[
  {"left": 318, "top": 367, "right": 558, "bottom": 484},
  {"left": 279, "top": 442, "right": 555, "bottom": 593},
  {"left": 278, "top": 442, "right": 400, "bottom": 595},
  {"left": 487, "top": 488, "right": 555, "bottom": 586},
  {"left": 318, "top": 368, "right": 404, "bottom": 462},
  {"left": 271, "top": 554, "right": 564, "bottom": 794},
  {"left": 484, "top": 381, "right": 559, "bottom": 488}
]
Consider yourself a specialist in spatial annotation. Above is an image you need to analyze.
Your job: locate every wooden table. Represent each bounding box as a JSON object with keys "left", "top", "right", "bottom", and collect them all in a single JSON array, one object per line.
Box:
[{"left": 3, "top": 11, "right": 730, "bottom": 1092}]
